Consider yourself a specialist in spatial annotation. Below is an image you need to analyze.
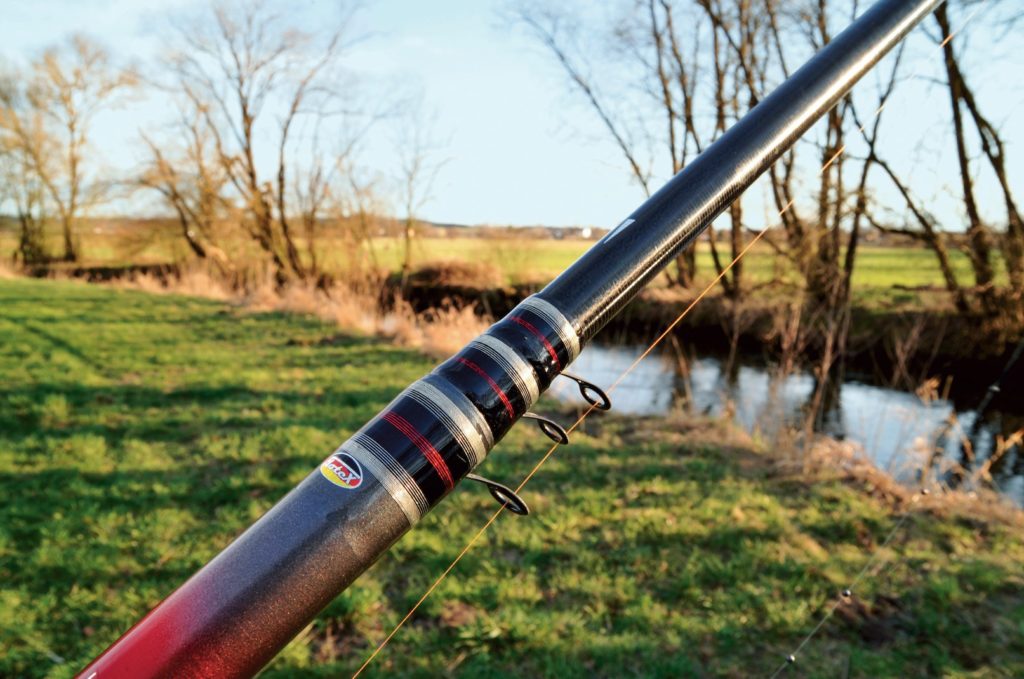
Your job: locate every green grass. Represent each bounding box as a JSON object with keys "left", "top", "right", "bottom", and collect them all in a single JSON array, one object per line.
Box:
[{"left": 1, "top": 278, "right": 1022, "bottom": 677}]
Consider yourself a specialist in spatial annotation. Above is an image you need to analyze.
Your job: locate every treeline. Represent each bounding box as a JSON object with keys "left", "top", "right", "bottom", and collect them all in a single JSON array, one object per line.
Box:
[{"left": 0, "top": 0, "right": 1021, "bottom": 324}]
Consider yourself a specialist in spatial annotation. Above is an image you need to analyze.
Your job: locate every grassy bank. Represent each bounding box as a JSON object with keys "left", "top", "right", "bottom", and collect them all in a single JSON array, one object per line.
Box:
[{"left": 1, "top": 278, "right": 1022, "bottom": 677}]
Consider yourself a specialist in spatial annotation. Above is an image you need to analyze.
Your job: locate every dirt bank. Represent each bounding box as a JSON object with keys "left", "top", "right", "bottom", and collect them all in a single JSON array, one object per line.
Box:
[
  {"left": 30, "top": 262, "right": 1024, "bottom": 410},
  {"left": 395, "top": 275, "right": 1023, "bottom": 410}
]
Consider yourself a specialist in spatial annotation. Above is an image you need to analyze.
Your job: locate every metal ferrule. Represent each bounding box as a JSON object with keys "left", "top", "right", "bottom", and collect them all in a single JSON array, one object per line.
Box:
[
  {"left": 468, "top": 335, "right": 541, "bottom": 406},
  {"left": 404, "top": 379, "right": 490, "bottom": 468},
  {"left": 345, "top": 434, "right": 429, "bottom": 524}
]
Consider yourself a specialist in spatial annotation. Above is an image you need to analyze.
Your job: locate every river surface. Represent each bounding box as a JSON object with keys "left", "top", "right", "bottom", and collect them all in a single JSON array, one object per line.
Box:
[{"left": 548, "top": 343, "right": 1024, "bottom": 506}]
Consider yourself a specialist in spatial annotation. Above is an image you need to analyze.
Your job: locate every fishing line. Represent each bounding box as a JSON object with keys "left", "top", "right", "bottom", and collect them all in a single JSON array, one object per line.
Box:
[
  {"left": 767, "top": 489, "right": 928, "bottom": 679},
  {"left": 352, "top": 5, "right": 978, "bottom": 677}
]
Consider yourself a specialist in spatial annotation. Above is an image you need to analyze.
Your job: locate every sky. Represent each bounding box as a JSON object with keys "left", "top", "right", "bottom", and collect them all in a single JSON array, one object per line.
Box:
[{"left": 1, "top": 0, "right": 1021, "bottom": 229}]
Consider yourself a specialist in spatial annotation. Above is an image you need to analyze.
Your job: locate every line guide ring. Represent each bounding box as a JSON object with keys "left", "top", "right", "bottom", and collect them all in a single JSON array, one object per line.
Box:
[{"left": 464, "top": 473, "right": 530, "bottom": 515}]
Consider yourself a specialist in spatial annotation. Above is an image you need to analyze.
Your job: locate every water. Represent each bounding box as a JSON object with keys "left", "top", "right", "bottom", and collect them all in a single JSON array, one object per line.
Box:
[{"left": 548, "top": 343, "right": 1024, "bottom": 506}]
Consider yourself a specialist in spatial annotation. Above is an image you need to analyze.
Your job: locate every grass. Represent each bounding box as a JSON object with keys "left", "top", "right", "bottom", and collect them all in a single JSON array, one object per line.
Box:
[{"left": 1, "top": 277, "right": 1022, "bottom": 677}]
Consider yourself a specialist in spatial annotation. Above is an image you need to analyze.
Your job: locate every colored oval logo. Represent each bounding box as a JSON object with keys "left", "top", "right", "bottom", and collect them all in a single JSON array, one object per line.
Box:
[{"left": 320, "top": 451, "right": 363, "bottom": 489}]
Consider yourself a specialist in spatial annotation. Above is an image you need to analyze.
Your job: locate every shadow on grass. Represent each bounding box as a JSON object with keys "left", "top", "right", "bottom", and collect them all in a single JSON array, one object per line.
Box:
[{"left": 0, "top": 381, "right": 404, "bottom": 444}]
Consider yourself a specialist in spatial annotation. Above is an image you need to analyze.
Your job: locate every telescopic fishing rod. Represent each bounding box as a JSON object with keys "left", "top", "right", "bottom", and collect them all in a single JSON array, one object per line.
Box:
[{"left": 82, "top": 0, "right": 941, "bottom": 676}]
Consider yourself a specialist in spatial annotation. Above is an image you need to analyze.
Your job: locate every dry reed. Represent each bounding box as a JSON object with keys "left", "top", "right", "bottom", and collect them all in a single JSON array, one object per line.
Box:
[
  {"left": 102, "top": 265, "right": 489, "bottom": 359},
  {"left": 799, "top": 435, "right": 1022, "bottom": 527}
]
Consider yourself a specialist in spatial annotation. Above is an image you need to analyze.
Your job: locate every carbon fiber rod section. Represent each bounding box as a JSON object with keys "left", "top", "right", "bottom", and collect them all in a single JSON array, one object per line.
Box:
[
  {"left": 82, "top": 1, "right": 937, "bottom": 676},
  {"left": 80, "top": 298, "right": 579, "bottom": 678},
  {"left": 538, "top": 0, "right": 940, "bottom": 341}
]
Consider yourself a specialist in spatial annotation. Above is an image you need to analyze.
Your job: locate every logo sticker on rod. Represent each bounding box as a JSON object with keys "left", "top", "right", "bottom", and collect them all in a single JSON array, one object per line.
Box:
[{"left": 320, "top": 452, "right": 364, "bottom": 489}]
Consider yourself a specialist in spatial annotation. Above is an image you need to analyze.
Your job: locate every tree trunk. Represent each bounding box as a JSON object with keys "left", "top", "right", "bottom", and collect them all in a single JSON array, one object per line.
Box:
[
  {"left": 60, "top": 214, "right": 77, "bottom": 262},
  {"left": 936, "top": 4, "right": 996, "bottom": 311},
  {"left": 401, "top": 218, "right": 415, "bottom": 291},
  {"left": 706, "top": 226, "right": 734, "bottom": 298},
  {"left": 674, "top": 249, "right": 696, "bottom": 288},
  {"left": 16, "top": 213, "right": 48, "bottom": 265},
  {"left": 728, "top": 200, "right": 744, "bottom": 297}
]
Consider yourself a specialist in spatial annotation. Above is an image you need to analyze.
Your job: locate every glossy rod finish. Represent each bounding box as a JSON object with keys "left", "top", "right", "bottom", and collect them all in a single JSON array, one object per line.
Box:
[
  {"left": 539, "top": 0, "right": 941, "bottom": 341},
  {"left": 81, "top": 0, "right": 940, "bottom": 676}
]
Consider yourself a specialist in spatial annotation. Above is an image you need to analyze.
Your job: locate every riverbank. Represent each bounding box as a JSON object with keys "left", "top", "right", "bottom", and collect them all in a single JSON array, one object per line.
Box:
[
  {"left": 1, "top": 277, "right": 1021, "bottom": 677},
  {"left": 24, "top": 257, "right": 1024, "bottom": 404},
  {"left": 396, "top": 272, "right": 1024, "bottom": 404}
]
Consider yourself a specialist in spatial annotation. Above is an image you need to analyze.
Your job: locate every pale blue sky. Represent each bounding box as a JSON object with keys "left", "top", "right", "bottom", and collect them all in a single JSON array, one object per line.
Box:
[{"left": 1, "top": 0, "right": 1020, "bottom": 229}]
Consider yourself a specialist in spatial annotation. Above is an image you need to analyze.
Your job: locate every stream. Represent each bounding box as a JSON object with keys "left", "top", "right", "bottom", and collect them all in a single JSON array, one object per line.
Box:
[{"left": 548, "top": 343, "right": 1024, "bottom": 506}]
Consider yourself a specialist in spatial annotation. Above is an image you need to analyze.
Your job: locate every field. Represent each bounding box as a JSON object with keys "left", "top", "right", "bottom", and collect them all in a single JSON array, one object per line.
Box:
[
  {"left": 0, "top": 220, "right": 1003, "bottom": 312},
  {"left": 2, "top": 278, "right": 1022, "bottom": 677}
]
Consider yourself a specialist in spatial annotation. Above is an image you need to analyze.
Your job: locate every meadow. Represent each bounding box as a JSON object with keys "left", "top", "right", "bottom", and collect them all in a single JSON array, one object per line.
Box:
[
  {"left": 1, "top": 277, "right": 1022, "bottom": 677},
  {"left": 0, "top": 220, "right": 1002, "bottom": 313}
]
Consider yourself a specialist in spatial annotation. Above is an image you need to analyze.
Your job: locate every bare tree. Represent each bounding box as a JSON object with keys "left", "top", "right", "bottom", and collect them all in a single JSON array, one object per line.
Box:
[
  {"left": 516, "top": 1, "right": 781, "bottom": 294},
  {"left": 862, "top": 153, "right": 970, "bottom": 313},
  {"left": 932, "top": 3, "right": 996, "bottom": 312},
  {"left": 516, "top": 5, "right": 715, "bottom": 285},
  {"left": 138, "top": 110, "right": 231, "bottom": 270},
  {"left": 339, "top": 168, "right": 387, "bottom": 281},
  {"left": 861, "top": 3, "right": 1022, "bottom": 317},
  {"left": 0, "top": 36, "right": 136, "bottom": 262},
  {"left": 395, "top": 105, "right": 446, "bottom": 291},
  {"left": 519, "top": 1, "right": 1020, "bottom": 328},
  {"left": 0, "top": 73, "right": 48, "bottom": 264},
  {"left": 516, "top": 7, "right": 652, "bottom": 191},
  {"left": 1, "top": 149, "right": 50, "bottom": 266},
  {"left": 152, "top": 0, "right": 366, "bottom": 286},
  {"left": 934, "top": 3, "right": 1022, "bottom": 308}
]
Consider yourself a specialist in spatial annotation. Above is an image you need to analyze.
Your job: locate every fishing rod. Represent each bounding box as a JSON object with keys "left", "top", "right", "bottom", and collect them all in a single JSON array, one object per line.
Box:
[{"left": 82, "top": 0, "right": 941, "bottom": 676}]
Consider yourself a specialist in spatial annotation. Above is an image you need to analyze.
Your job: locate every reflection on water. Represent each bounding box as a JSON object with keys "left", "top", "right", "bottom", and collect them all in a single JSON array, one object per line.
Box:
[{"left": 548, "top": 343, "right": 1024, "bottom": 506}]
